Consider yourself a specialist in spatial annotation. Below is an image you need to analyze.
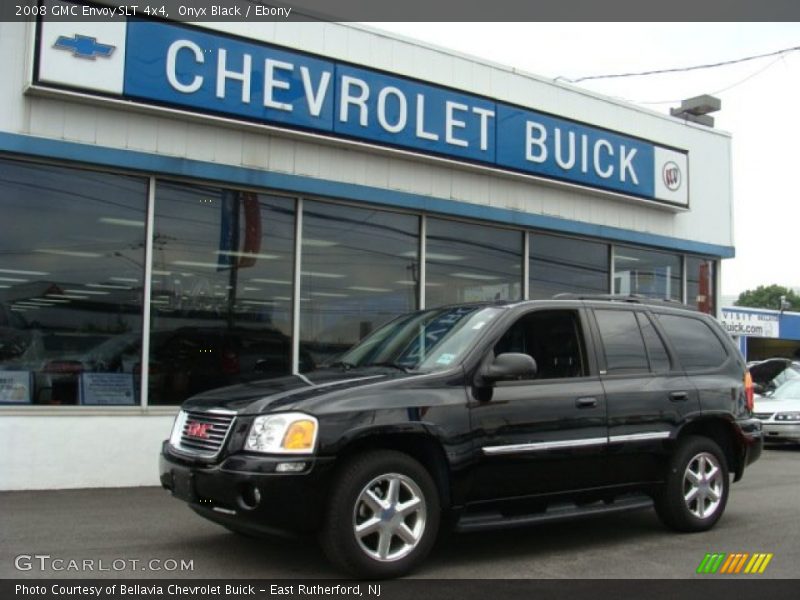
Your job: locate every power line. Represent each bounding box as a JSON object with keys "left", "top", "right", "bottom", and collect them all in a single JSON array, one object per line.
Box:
[
  {"left": 637, "top": 55, "right": 789, "bottom": 105},
  {"left": 555, "top": 44, "right": 800, "bottom": 84}
]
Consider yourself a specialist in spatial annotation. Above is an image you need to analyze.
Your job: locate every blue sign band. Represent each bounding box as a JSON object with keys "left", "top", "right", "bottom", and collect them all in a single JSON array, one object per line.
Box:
[{"left": 123, "top": 20, "right": 669, "bottom": 201}]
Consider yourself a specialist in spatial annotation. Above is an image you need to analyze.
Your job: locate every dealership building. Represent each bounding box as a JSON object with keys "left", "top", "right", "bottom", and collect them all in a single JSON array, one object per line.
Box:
[{"left": 0, "top": 3, "right": 735, "bottom": 489}]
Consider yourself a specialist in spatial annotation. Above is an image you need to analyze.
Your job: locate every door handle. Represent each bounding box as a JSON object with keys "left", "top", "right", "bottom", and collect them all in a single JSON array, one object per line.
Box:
[
  {"left": 669, "top": 391, "right": 689, "bottom": 402},
  {"left": 575, "top": 397, "right": 598, "bottom": 408}
]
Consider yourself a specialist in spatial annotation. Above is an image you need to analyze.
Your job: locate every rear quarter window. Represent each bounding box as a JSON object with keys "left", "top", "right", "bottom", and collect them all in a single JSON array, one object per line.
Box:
[{"left": 656, "top": 313, "right": 729, "bottom": 370}]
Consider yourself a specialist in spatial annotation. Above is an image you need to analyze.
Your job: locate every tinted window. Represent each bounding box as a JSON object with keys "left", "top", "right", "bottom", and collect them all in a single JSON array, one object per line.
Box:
[
  {"left": 426, "top": 218, "right": 522, "bottom": 306},
  {"left": 656, "top": 314, "right": 728, "bottom": 370},
  {"left": 300, "top": 201, "right": 419, "bottom": 367},
  {"left": 494, "top": 310, "right": 587, "bottom": 379},
  {"left": 151, "top": 182, "right": 295, "bottom": 404},
  {"left": 594, "top": 310, "right": 649, "bottom": 374},
  {"left": 614, "top": 246, "right": 682, "bottom": 302},
  {"left": 0, "top": 159, "right": 147, "bottom": 405},
  {"left": 636, "top": 312, "right": 671, "bottom": 373}
]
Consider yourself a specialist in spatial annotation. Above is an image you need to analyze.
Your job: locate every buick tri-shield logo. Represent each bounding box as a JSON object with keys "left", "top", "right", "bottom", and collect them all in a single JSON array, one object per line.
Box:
[
  {"left": 53, "top": 34, "right": 115, "bottom": 60},
  {"left": 662, "top": 161, "right": 682, "bottom": 191}
]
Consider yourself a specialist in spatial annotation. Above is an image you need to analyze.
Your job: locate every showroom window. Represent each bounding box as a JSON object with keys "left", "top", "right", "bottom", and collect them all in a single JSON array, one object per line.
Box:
[
  {"left": 613, "top": 246, "right": 682, "bottom": 302},
  {"left": 150, "top": 181, "right": 296, "bottom": 405},
  {"left": 529, "top": 232, "right": 609, "bottom": 299},
  {"left": 0, "top": 158, "right": 148, "bottom": 406},
  {"left": 686, "top": 256, "right": 715, "bottom": 314},
  {"left": 425, "top": 218, "right": 522, "bottom": 307},
  {"left": 299, "top": 201, "right": 419, "bottom": 367}
]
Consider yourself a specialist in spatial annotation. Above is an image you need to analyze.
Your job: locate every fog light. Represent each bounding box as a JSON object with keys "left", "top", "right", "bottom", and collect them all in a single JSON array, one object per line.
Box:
[
  {"left": 276, "top": 462, "right": 307, "bottom": 473},
  {"left": 239, "top": 483, "right": 261, "bottom": 510}
]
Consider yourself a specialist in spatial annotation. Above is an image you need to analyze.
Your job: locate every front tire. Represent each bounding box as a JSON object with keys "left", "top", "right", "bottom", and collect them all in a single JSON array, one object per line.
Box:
[
  {"left": 320, "top": 450, "right": 440, "bottom": 579},
  {"left": 655, "top": 436, "right": 729, "bottom": 532}
]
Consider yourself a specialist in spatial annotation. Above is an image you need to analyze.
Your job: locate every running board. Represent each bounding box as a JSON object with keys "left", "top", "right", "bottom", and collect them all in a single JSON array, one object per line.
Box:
[{"left": 455, "top": 494, "right": 653, "bottom": 533}]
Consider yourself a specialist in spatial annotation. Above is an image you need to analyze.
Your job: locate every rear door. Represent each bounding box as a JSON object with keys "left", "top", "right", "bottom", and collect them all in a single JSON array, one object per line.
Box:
[{"left": 589, "top": 307, "right": 699, "bottom": 485}]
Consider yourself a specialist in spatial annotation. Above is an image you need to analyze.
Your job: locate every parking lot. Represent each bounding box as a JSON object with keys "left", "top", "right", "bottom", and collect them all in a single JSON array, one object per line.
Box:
[{"left": 1, "top": 447, "right": 798, "bottom": 580}]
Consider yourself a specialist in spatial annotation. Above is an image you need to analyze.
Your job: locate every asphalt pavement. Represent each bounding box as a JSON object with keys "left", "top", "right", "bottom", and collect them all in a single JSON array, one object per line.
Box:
[{"left": 2, "top": 447, "right": 798, "bottom": 579}]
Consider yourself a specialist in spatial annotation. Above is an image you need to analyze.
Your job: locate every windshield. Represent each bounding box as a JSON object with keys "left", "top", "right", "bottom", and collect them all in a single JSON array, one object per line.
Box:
[
  {"left": 333, "top": 306, "right": 503, "bottom": 372},
  {"left": 772, "top": 379, "right": 800, "bottom": 400}
]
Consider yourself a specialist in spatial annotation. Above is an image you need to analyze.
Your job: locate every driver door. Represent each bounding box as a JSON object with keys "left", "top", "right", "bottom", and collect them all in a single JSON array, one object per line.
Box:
[{"left": 468, "top": 308, "right": 609, "bottom": 502}]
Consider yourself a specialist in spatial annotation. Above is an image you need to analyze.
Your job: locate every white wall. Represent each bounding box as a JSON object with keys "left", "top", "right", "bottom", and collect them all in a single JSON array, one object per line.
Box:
[{"left": 0, "top": 414, "right": 175, "bottom": 490}]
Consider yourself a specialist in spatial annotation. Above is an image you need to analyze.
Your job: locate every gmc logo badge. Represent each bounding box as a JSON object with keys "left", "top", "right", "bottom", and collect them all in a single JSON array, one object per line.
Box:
[
  {"left": 186, "top": 421, "right": 212, "bottom": 439},
  {"left": 662, "top": 161, "right": 682, "bottom": 191}
]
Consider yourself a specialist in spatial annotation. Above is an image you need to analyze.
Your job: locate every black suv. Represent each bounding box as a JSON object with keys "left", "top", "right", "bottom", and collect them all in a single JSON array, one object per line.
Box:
[{"left": 160, "top": 296, "right": 763, "bottom": 578}]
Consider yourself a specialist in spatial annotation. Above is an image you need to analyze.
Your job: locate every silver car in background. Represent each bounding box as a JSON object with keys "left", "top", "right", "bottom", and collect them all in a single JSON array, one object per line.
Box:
[{"left": 753, "top": 379, "right": 800, "bottom": 445}]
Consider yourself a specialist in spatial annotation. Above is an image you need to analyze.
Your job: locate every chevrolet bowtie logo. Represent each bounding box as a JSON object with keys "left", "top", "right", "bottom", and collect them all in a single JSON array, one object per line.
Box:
[{"left": 53, "top": 34, "right": 115, "bottom": 60}]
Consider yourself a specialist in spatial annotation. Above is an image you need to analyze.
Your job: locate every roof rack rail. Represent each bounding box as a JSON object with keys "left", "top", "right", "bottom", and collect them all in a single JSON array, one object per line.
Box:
[{"left": 552, "top": 293, "right": 695, "bottom": 309}]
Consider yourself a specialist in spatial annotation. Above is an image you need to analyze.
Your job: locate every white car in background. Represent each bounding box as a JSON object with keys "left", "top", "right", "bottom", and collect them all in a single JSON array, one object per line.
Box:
[{"left": 753, "top": 378, "right": 800, "bottom": 445}]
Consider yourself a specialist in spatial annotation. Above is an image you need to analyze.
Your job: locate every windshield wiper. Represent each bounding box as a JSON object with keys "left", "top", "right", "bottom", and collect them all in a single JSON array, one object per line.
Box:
[{"left": 362, "top": 361, "right": 413, "bottom": 373}]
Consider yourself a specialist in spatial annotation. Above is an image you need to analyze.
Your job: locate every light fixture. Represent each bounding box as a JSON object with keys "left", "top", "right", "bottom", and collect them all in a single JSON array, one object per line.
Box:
[
  {"left": 309, "top": 292, "right": 349, "bottom": 298},
  {"left": 171, "top": 260, "right": 224, "bottom": 269},
  {"left": 35, "top": 249, "right": 103, "bottom": 258},
  {"left": 449, "top": 272, "right": 502, "bottom": 281},
  {"left": 64, "top": 289, "right": 110, "bottom": 295},
  {"left": 348, "top": 286, "right": 391, "bottom": 292},
  {"left": 86, "top": 283, "right": 133, "bottom": 290},
  {"left": 98, "top": 217, "right": 145, "bottom": 227},
  {"left": 401, "top": 251, "right": 464, "bottom": 261},
  {"left": 250, "top": 278, "right": 291, "bottom": 285},
  {"left": 302, "top": 239, "right": 339, "bottom": 247},
  {"left": 670, "top": 95, "right": 721, "bottom": 127},
  {"left": 301, "top": 271, "right": 345, "bottom": 279},
  {"left": 214, "top": 250, "right": 279, "bottom": 260},
  {"left": 0, "top": 268, "right": 49, "bottom": 276}
]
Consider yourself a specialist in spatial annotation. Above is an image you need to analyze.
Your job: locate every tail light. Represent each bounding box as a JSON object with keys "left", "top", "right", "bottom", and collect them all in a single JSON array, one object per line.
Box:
[{"left": 744, "top": 371, "right": 754, "bottom": 411}]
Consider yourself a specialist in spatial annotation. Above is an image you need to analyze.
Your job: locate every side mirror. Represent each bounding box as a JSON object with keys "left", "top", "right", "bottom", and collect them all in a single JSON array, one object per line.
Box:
[{"left": 485, "top": 353, "right": 537, "bottom": 382}]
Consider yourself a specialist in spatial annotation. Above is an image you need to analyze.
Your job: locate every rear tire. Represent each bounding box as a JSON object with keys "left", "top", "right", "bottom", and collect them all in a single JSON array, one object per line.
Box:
[
  {"left": 320, "top": 450, "right": 440, "bottom": 579},
  {"left": 655, "top": 435, "right": 729, "bottom": 532}
]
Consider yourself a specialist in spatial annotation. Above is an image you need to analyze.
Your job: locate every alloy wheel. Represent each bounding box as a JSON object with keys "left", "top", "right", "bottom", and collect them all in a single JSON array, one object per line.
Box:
[
  {"left": 683, "top": 451, "right": 724, "bottom": 519},
  {"left": 352, "top": 472, "right": 427, "bottom": 562}
]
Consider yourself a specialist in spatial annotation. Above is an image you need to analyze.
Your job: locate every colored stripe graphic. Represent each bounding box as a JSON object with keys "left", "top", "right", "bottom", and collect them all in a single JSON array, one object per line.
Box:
[{"left": 697, "top": 553, "right": 773, "bottom": 574}]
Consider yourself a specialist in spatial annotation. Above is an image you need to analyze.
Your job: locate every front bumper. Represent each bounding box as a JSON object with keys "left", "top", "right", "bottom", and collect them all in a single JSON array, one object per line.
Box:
[
  {"left": 762, "top": 422, "right": 800, "bottom": 443},
  {"left": 159, "top": 441, "right": 336, "bottom": 535}
]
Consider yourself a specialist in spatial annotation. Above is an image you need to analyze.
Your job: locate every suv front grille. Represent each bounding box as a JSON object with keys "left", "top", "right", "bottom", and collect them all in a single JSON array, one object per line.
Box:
[
  {"left": 753, "top": 412, "right": 774, "bottom": 420},
  {"left": 172, "top": 409, "right": 236, "bottom": 458}
]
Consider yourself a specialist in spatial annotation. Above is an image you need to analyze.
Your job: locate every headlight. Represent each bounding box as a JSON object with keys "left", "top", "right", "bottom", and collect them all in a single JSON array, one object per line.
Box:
[
  {"left": 775, "top": 412, "right": 800, "bottom": 421},
  {"left": 245, "top": 413, "right": 318, "bottom": 454},
  {"left": 169, "top": 410, "right": 188, "bottom": 447}
]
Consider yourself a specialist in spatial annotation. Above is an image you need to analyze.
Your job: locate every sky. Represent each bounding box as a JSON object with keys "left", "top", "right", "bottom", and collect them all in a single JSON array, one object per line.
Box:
[{"left": 367, "top": 23, "right": 800, "bottom": 298}]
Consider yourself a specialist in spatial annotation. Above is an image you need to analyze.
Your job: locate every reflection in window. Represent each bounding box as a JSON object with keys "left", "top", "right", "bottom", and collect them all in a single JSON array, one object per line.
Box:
[
  {"left": 494, "top": 310, "right": 587, "bottom": 379},
  {"left": 299, "top": 201, "right": 419, "bottom": 367},
  {"left": 613, "top": 246, "right": 681, "bottom": 302},
  {"left": 150, "top": 182, "right": 295, "bottom": 405},
  {"left": 687, "top": 256, "right": 715, "bottom": 314},
  {"left": 426, "top": 219, "right": 522, "bottom": 307},
  {"left": 529, "top": 233, "right": 609, "bottom": 299},
  {"left": 0, "top": 159, "right": 147, "bottom": 405}
]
